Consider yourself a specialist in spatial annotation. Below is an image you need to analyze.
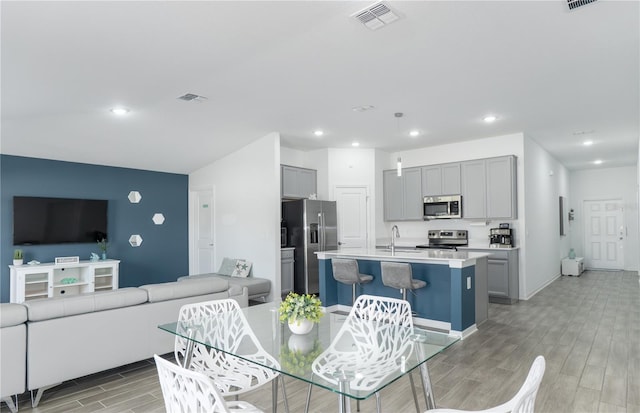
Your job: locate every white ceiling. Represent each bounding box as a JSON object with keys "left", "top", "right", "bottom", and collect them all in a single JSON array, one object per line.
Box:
[{"left": 2, "top": 1, "right": 638, "bottom": 174}]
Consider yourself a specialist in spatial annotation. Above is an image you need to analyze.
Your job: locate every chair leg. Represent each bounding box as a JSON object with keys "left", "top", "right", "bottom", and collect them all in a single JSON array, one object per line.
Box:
[
  {"left": 304, "top": 383, "right": 313, "bottom": 413},
  {"left": 280, "top": 375, "right": 290, "bottom": 413},
  {"left": 408, "top": 372, "right": 420, "bottom": 413},
  {"left": 375, "top": 391, "right": 382, "bottom": 413},
  {"left": 352, "top": 284, "right": 357, "bottom": 305},
  {"left": 272, "top": 377, "right": 278, "bottom": 413},
  {"left": 1, "top": 396, "right": 18, "bottom": 413}
]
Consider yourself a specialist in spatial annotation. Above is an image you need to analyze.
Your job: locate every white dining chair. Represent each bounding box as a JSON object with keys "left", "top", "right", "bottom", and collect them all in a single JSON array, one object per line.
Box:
[
  {"left": 305, "top": 294, "right": 421, "bottom": 413},
  {"left": 154, "top": 354, "right": 263, "bottom": 413},
  {"left": 174, "top": 299, "right": 288, "bottom": 413},
  {"left": 425, "top": 355, "right": 546, "bottom": 413}
]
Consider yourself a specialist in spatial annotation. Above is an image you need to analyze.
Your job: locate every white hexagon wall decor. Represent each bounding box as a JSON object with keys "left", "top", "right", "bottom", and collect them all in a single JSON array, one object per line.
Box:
[
  {"left": 128, "top": 191, "right": 142, "bottom": 203},
  {"left": 152, "top": 213, "right": 165, "bottom": 225},
  {"left": 129, "top": 234, "right": 143, "bottom": 247}
]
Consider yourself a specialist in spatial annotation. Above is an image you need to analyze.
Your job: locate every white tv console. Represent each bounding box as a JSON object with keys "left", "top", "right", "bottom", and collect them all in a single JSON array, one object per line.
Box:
[{"left": 9, "top": 259, "right": 120, "bottom": 303}]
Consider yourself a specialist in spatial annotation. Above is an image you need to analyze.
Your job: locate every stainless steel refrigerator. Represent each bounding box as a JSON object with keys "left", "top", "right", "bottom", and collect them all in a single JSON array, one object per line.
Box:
[{"left": 282, "top": 199, "right": 337, "bottom": 295}]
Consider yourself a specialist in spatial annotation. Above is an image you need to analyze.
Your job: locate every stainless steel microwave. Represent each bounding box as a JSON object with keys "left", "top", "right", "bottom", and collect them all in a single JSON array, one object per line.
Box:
[{"left": 423, "top": 195, "right": 462, "bottom": 220}]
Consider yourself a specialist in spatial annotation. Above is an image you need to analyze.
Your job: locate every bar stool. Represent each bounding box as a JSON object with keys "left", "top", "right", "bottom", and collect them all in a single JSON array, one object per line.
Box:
[
  {"left": 331, "top": 258, "right": 374, "bottom": 305},
  {"left": 380, "top": 262, "right": 427, "bottom": 302}
]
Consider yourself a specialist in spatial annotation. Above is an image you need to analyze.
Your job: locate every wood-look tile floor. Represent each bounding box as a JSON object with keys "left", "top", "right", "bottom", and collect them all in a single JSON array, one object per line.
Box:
[{"left": 3, "top": 270, "right": 638, "bottom": 413}]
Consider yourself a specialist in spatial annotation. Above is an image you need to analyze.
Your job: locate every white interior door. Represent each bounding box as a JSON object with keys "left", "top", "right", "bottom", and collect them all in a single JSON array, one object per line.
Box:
[
  {"left": 583, "top": 199, "right": 625, "bottom": 270},
  {"left": 334, "top": 186, "right": 368, "bottom": 249},
  {"left": 192, "top": 188, "right": 215, "bottom": 274}
]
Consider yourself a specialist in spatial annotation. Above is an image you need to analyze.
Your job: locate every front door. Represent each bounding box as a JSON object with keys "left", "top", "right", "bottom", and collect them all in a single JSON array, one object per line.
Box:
[
  {"left": 583, "top": 199, "right": 625, "bottom": 270},
  {"left": 334, "top": 186, "right": 368, "bottom": 249}
]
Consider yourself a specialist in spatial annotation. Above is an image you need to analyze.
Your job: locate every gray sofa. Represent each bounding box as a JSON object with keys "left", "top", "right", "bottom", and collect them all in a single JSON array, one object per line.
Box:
[
  {"left": 177, "top": 257, "right": 272, "bottom": 301},
  {"left": 0, "top": 304, "right": 27, "bottom": 413},
  {"left": 4, "top": 276, "right": 250, "bottom": 410},
  {"left": 178, "top": 272, "right": 271, "bottom": 301}
]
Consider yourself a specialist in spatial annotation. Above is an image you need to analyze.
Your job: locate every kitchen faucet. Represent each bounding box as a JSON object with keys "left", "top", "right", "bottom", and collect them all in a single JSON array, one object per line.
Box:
[{"left": 390, "top": 225, "right": 400, "bottom": 255}]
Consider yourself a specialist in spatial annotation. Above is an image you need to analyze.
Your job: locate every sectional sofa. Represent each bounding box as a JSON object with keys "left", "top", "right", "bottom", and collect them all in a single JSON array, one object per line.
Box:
[{"left": 0, "top": 271, "right": 270, "bottom": 411}]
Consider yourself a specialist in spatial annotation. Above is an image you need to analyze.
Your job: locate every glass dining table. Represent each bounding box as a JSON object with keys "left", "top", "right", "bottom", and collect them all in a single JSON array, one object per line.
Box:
[{"left": 158, "top": 302, "right": 458, "bottom": 413}]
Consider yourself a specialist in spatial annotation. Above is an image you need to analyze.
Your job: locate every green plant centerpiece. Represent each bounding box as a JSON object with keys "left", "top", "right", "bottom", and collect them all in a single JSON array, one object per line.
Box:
[{"left": 279, "top": 292, "right": 323, "bottom": 334}]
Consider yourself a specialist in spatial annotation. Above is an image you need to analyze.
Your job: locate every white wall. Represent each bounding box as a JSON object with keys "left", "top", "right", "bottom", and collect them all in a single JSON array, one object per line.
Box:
[
  {"left": 522, "top": 135, "right": 570, "bottom": 298},
  {"left": 569, "top": 166, "right": 639, "bottom": 271},
  {"left": 190, "top": 133, "right": 281, "bottom": 301}
]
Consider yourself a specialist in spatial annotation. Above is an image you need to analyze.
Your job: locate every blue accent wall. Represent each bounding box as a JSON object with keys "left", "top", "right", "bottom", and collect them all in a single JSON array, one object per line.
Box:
[{"left": 0, "top": 155, "right": 189, "bottom": 302}]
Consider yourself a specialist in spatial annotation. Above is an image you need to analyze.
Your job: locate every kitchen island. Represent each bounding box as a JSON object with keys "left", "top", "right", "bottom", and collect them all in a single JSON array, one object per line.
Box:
[{"left": 316, "top": 248, "right": 490, "bottom": 337}]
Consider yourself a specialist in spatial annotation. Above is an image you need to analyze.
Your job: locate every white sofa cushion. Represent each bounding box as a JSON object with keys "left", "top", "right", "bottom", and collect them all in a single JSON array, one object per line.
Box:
[
  {"left": 0, "top": 303, "right": 27, "bottom": 327},
  {"left": 25, "top": 288, "right": 148, "bottom": 322},
  {"left": 140, "top": 278, "right": 229, "bottom": 303}
]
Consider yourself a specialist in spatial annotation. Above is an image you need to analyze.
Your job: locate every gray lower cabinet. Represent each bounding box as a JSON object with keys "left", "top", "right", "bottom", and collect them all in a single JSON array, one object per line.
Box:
[
  {"left": 281, "top": 249, "right": 294, "bottom": 297},
  {"left": 281, "top": 165, "right": 317, "bottom": 199},
  {"left": 383, "top": 167, "right": 422, "bottom": 221},
  {"left": 464, "top": 248, "right": 519, "bottom": 304}
]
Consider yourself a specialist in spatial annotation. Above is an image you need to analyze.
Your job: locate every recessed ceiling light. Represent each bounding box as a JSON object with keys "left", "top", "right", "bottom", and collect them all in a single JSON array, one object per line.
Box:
[
  {"left": 409, "top": 130, "right": 420, "bottom": 137},
  {"left": 483, "top": 115, "right": 497, "bottom": 123},
  {"left": 314, "top": 130, "right": 324, "bottom": 137},
  {"left": 594, "top": 159, "right": 603, "bottom": 165},
  {"left": 110, "top": 107, "right": 129, "bottom": 115},
  {"left": 352, "top": 142, "right": 360, "bottom": 147},
  {"left": 352, "top": 105, "right": 375, "bottom": 112},
  {"left": 583, "top": 140, "right": 594, "bottom": 146}
]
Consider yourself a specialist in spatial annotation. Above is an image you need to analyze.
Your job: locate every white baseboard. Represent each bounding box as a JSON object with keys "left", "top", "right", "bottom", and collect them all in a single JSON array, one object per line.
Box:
[{"left": 522, "top": 273, "right": 561, "bottom": 300}]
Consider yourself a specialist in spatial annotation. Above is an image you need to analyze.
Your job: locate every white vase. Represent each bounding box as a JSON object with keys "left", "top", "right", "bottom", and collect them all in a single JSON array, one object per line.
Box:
[
  {"left": 288, "top": 318, "right": 314, "bottom": 335},
  {"left": 288, "top": 334, "right": 314, "bottom": 353},
  {"left": 13, "top": 259, "right": 23, "bottom": 266}
]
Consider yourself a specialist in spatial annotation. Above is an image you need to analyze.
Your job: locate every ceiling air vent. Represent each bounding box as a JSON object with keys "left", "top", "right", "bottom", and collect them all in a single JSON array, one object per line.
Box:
[
  {"left": 177, "top": 93, "right": 208, "bottom": 102},
  {"left": 567, "top": 0, "right": 597, "bottom": 10},
  {"left": 351, "top": 2, "right": 400, "bottom": 30}
]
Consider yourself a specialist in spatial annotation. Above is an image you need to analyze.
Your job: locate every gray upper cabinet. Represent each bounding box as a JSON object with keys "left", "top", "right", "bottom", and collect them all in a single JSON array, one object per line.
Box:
[
  {"left": 422, "top": 163, "right": 461, "bottom": 196},
  {"left": 281, "top": 165, "right": 317, "bottom": 199},
  {"left": 486, "top": 156, "right": 517, "bottom": 219},
  {"left": 461, "top": 155, "right": 517, "bottom": 219},
  {"left": 383, "top": 170, "right": 404, "bottom": 221},
  {"left": 383, "top": 167, "right": 422, "bottom": 221},
  {"left": 403, "top": 167, "right": 423, "bottom": 220},
  {"left": 461, "top": 159, "right": 487, "bottom": 219},
  {"left": 383, "top": 155, "right": 516, "bottom": 221}
]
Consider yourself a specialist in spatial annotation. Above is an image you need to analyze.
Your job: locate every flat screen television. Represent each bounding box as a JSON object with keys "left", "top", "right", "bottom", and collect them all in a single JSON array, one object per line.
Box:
[{"left": 13, "top": 196, "right": 108, "bottom": 245}]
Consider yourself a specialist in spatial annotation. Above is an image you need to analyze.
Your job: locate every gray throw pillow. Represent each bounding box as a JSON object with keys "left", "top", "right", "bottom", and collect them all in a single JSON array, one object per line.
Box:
[{"left": 218, "top": 257, "right": 238, "bottom": 276}]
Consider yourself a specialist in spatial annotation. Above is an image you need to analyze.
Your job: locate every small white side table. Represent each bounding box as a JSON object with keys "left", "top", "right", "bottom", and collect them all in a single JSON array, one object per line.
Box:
[{"left": 561, "top": 257, "right": 584, "bottom": 276}]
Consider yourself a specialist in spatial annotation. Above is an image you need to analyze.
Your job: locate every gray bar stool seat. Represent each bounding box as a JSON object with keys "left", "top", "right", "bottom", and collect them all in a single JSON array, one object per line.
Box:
[
  {"left": 331, "top": 258, "right": 374, "bottom": 304},
  {"left": 380, "top": 262, "right": 427, "bottom": 301}
]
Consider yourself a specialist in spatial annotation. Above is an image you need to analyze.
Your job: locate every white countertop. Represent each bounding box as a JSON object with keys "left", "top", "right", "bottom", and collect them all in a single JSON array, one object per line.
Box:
[
  {"left": 281, "top": 247, "right": 295, "bottom": 250},
  {"left": 459, "top": 245, "right": 520, "bottom": 251},
  {"left": 316, "top": 248, "right": 490, "bottom": 268}
]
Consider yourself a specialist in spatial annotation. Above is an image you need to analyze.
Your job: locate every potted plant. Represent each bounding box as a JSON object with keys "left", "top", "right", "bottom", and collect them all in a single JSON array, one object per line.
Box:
[
  {"left": 13, "top": 249, "right": 24, "bottom": 266},
  {"left": 279, "top": 292, "right": 323, "bottom": 334},
  {"left": 97, "top": 238, "right": 108, "bottom": 260}
]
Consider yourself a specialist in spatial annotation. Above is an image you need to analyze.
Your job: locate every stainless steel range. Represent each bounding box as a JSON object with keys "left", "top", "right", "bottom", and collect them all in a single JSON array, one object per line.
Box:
[{"left": 416, "top": 230, "right": 468, "bottom": 250}]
